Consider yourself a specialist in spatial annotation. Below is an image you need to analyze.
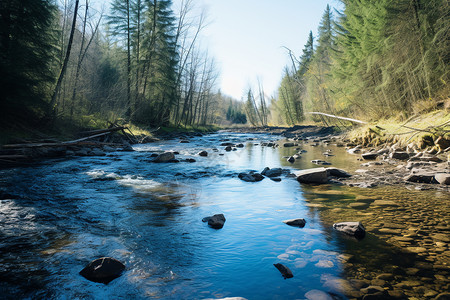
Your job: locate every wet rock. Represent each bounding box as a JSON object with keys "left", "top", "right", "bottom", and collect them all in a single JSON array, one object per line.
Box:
[
  {"left": 273, "top": 263, "right": 293, "bottom": 279},
  {"left": 153, "top": 152, "right": 175, "bottom": 162},
  {"left": 287, "top": 156, "right": 296, "bottom": 163},
  {"left": 333, "top": 221, "right": 366, "bottom": 239},
  {"left": 362, "top": 152, "right": 378, "bottom": 160},
  {"left": 390, "top": 151, "right": 410, "bottom": 160},
  {"left": 118, "top": 143, "right": 133, "bottom": 152},
  {"left": 404, "top": 172, "right": 437, "bottom": 184},
  {"left": 185, "top": 158, "right": 196, "bottom": 163},
  {"left": 225, "top": 146, "right": 232, "bottom": 151},
  {"left": 295, "top": 168, "right": 328, "bottom": 184},
  {"left": 220, "top": 142, "right": 234, "bottom": 146},
  {"left": 236, "top": 143, "right": 244, "bottom": 148},
  {"left": 198, "top": 150, "right": 208, "bottom": 157},
  {"left": 202, "top": 214, "right": 226, "bottom": 229},
  {"left": 283, "top": 142, "right": 295, "bottom": 147},
  {"left": 435, "top": 173, "right": 450, "bottom": 185},
  {"left": 263, "top": 168, "right": 282, "bottom": 177},
  {"left": 270, "top": 177, "right": 281, "bottom": 182},
  {"left": 311, "top": 159, "right": 331, "bottom": 165},
  {"left": 238, "top": 172, "right": 264, "bottom": 182},
  {"left": 326, "top": 167, "right": 351, "bottom": 178},
  {"left": 79, "top": 257, "right": 125, "bottom": 284},
  {"left": 361, "top": 285, "right": 385, "bottom": 294},
  {"left": 283, "top": 218, "right": 306, "bottom": 227},
  {"left": 179, "top": 140, "right": 190, "bottom": 143},
  {"left": 304, "top": 290, "right": 333, "bottom": 300}
]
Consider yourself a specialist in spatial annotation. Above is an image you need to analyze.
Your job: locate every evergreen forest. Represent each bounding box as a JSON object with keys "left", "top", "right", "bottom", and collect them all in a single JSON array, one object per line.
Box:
[{"left": 0, "top": 0, "right": 448, "bottom": 133}]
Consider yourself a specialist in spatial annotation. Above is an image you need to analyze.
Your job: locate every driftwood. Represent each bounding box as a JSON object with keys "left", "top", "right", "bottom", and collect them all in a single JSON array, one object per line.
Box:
[{"left": 308, "top": 112, "right": 367, "bottom": 125}]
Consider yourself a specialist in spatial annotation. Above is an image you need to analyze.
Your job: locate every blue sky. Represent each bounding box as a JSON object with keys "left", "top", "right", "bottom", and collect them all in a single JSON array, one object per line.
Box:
[{"left": 193, "top": 0, "right": 342, "bottom": 99}]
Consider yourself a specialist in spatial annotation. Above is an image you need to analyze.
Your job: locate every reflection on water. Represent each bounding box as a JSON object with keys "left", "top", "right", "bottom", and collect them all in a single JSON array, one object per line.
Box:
[{"left": 0, "top": 132, "right": 448, "bottom": 299}]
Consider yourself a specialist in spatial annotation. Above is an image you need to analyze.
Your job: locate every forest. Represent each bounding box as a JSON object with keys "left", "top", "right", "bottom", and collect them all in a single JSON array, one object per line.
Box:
[{"left": 0, "top": 0, "right": 448, "bottom": 133}]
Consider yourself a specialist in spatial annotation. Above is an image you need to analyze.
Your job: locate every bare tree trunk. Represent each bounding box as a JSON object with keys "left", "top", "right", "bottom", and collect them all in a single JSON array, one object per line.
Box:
[
  {"left": 50, "top": 0, "right": 80, "bottom": 118},
  {"left": 125, "top": 0, "right": 132, "bottom": 120},
  {"left": 70, "top": 0, "right": 89, "bottom": 118}
]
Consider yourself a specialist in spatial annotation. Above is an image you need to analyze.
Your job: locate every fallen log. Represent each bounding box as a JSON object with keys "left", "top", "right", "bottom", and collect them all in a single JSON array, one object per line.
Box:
[
  {"left": 308, "top": 112, "right": 367, "bottom": 125},
  {"left": 2, "top": 131, "right": 116, "bottom": 149},
  {"left": 78, "top": 126, "right": 126, "bottom": 135}
]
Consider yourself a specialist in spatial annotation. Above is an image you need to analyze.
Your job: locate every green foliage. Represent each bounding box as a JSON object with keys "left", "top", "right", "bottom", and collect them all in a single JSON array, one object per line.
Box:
[
  {"left": 273, "top": 1, "right": 449, "bottom": 125},
  {"left": 0, "top": 0, "right": 57, "bottom": 127},
  {"left": 226, "top": 101, "right": 247, "bottom": 124}
]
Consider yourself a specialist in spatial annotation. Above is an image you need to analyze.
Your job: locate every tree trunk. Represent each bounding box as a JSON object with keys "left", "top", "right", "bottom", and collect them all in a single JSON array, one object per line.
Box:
[{"left": 50, "top": 0, "right": 80, "bottom": 118}]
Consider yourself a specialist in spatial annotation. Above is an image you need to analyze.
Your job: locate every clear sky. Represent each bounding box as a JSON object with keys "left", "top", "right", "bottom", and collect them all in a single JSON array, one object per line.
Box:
[{"left": 190, "top": 0, "right": 342, "bottom": 100}]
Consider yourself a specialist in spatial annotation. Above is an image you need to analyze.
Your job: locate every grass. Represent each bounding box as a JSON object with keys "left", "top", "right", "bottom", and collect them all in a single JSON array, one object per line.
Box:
[{"left": 345, "top": 110, "right": 450, "bottom": 147}]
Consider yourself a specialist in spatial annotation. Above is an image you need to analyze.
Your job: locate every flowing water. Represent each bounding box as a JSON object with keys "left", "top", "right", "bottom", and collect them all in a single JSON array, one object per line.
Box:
[{"left": 0, "top": 132, "right": 448, "bottom": 299}]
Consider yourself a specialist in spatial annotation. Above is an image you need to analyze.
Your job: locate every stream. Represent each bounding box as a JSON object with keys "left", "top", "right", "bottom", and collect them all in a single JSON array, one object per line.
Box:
[{"left": 0, "top": 132, "right": 448, "bottom": 299}]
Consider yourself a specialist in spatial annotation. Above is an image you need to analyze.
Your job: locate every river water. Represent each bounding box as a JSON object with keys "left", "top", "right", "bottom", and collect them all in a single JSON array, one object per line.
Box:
[{"left": 0, "top": 132, "right": 448, "bottom": 299}]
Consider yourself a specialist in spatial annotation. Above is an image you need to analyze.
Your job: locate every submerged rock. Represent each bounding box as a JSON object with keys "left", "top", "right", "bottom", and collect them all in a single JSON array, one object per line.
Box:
[
  {"left": 238, "top": 172, "right": 264, "bottom": 182},
  {"left": 153, "top": 152, "right": 175, "bottom": 162},
  {"left": 273, "top": 263, "right": 293, "bottom": 279},
  {"left": 311, "top": 159, "right": 331, "bottom": 165},
  {"left": 203, "top": 214, "right": 226, "bottom": 229},
  {"left": 295, "top": 168, "right": 328, "bottom": 184},
  {"left": 79, "top": 257, "right": 125, "bottom": 284},
  {"left": 283, "top": 218, "right": 306, "bottom": 227},
  {"left": 333, "top": 222, "right": 366, "bottom": 239}
]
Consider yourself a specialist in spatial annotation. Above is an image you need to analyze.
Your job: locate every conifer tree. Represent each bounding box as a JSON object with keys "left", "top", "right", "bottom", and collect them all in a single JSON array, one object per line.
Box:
[{"left": 0, "top": 0, "right": 57, "bottom": 127}]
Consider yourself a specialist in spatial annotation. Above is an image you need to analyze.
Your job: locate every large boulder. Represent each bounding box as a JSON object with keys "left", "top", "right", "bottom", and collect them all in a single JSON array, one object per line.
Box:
[
  {"left": 294, "top": 168, "right": 328, "bottom": 184},
  {"left": 273, "top": 263, "right": 293, "bottom": 279},
  {"left": 333, "top": 222, "right": 366, "bottom": 239},
  {"left": 283, "top": 218, "right": 306, "bottom": 228},
  {"left": 202, "top": 214, "right": 226, "bottom": 229},
  {"left": 153, "top": 152, "right": 175, "bottom": 162},
  {"left": 79, "top": 257, "right": 125, "bottom": 284}
]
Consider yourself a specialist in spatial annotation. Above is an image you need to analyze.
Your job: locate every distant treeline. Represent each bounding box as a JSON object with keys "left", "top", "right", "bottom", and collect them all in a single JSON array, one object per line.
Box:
[
  {"left": 272, "top": 0, "right": 449, "bottom": 125},
  {"left": 0, "top": 0, "right": 238, "bottom": 130}
]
